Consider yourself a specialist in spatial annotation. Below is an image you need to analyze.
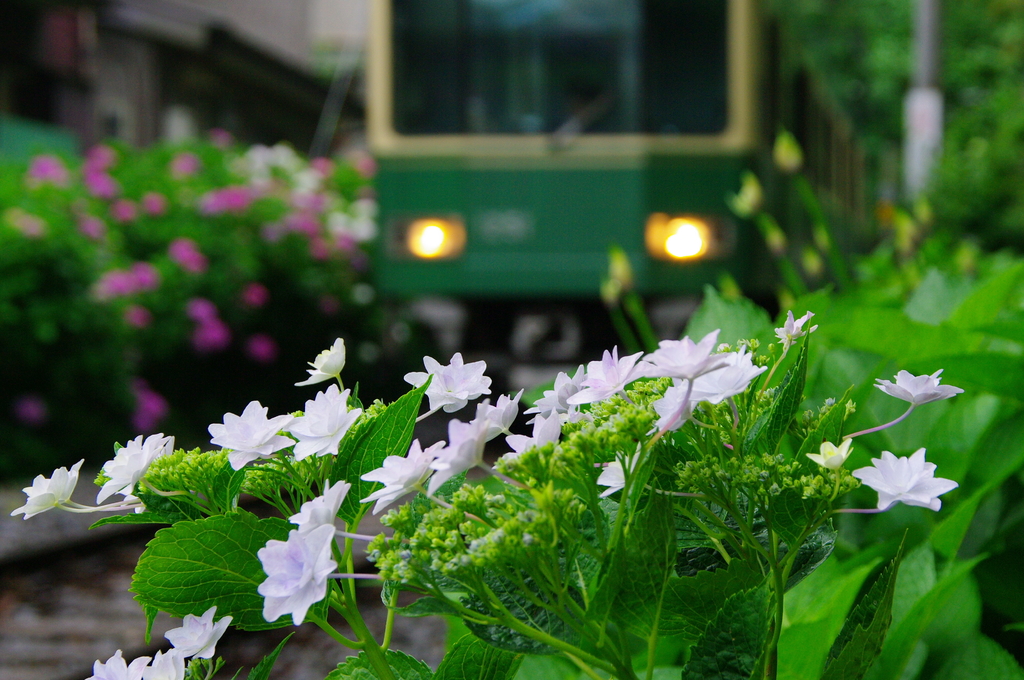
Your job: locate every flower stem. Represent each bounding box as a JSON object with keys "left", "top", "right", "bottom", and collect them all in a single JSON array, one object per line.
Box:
[{"left": 844, "top": 405, "right": 915, "bottom": 439}]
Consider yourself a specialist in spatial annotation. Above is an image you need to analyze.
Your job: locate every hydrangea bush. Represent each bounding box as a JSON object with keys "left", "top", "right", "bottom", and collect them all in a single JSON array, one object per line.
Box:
[
  {"left": 13, "top": 310, "right": 967, "bottom": 680},
  {"left": 0, "top": 138, "right": 410, "bottom": 478}
]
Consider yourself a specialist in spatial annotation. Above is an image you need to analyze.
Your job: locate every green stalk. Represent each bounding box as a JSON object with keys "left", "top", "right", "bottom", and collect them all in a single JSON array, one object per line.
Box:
[
  {"left": 755, "top": 214, "right": 808, "bottom": 297},
  {"left": 623, "top": 292, "right": 659, "bottom": 352},
  {"left": 608, "top": 303, "right": 642, "bottom": 354}
]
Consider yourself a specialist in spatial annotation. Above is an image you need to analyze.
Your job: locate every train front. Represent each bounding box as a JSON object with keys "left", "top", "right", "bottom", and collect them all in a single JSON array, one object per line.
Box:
[{"left": 368, "top": 0, "right": 766, "bottom": 369}]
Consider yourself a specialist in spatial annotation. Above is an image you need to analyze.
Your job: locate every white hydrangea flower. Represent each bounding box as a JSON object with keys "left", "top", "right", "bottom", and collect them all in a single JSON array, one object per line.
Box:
[
  {"left": 524, "top": 365, "right": 586, "bottom": 423},
  {"left": 852, "top": 449, "right": 958, "bottom": 511},
  {"left": 874, "top": 370, "right": 964, "bottom": 406},
  {"left": 688, "top": 348, "right": 767, "bottom": 405},
  {"left": 97, "top": 434, "right": 174, "bottom": 503},
  {"left": 428, "top": 417, "right": 490, "bottom": 494},
  {"left": 476, "top": 390, "right": 523, "bottom": 440},
  {"left": 651, "top": 384, "right": 696, "bottom": 432},
  {"left": 405, "top": 353, "right": 492, "bottom": 414},
  {"left": 11, "top": 459, "right": 85, "bottom": 519},
  {"left": 287, "top": 385, "right": 362, "bottom": 460},
  {"left": 296, "top": 338, "right": 347, "bottom": 387},
  {"left": 142, "top": 650, "right": 185, "bottom": 680},
  {"left": 775, "top": 311, "right": 818, "bottom": 351},
  {"left": 504, "top": 413, "right": 562, "bottom": 460},
  {"left": 289, "top": 481, "right": 351, "bottom": 534},
  {"left": 258, "top": 524, "right": 337, "bottom": 625},
  {"left": 164, "top": 605, "right": 232, "bottom": 659},
  {"left": 567, "top": 347, "right": 651, "bottom": 405},
  {"left": 645, "top": 330, "right": 729, "bottom": 382},
  {"left": 597, "top": 445, "right": 641, "bottom": 498},
  {"left": 209, "top": 401, "right": 295, "bottom": 470},
  {"left": 361, "top": 439, "right": 444, "bottom": 514},
  {"left": 806, "top": 439, "right": 854, "bottom": 470},
  {"left": 86, "top": 650, "right": 150, "bottom": 680}
]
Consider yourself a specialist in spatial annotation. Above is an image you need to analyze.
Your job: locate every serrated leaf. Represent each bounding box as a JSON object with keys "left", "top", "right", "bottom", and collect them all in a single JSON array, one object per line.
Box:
[
  {"left": 134, "top": 487, "right": 203, "bottom": 524},
  {"left": 821, "top": 542, "right": 904, "bottom": 680},
  {"left": 434, "top": 634, "right": 524, "bottom": 680},
  {"left": 395, "top": 595, "right": 462, "bottom": 618},
  {"left": 210, "top": 461, "right": 247, "bottom": 513},
  {"left": 769, "top": 488, "right": 826, "bottom": 551},
  {"left": 660, "top": 560, "right": 766, "bottom": 640},
  {"left": 326, "top": 650, "right": 433, "bottom": 680},
  {"left": 245, "top": 633, "right": 292, "bottom": 680},
  {"left": 681, "top": 581, "right": 771, "bottom": 680},
  {"left": 933, "top": 635, "right": 1024, "bottom": 680},
  {"left": 745, "top": 340, "right": 809, "bottom": 454},
  {"left": 785, "top": 520, "right": 837, "bottom": 590},
  {"left": 613, "top": 494, "right": 675, "bottom": 639},
  {"left": 332, "top": 383, "right": 428, "bottom": 525},
  {"left": 130, "top": 511, "right": 321, "bottom": 630},
  {"left": 862, "top": 554, "right": 986, "bottom": 680}
]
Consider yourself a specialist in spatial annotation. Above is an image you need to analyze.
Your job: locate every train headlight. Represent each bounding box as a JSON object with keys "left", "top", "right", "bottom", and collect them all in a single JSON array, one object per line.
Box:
[
  {"left": 404, "top": 218, "right": 466, "bottom": 259},
  {"left": 645, "top": 213, "right": 730, "bottom": 262}
]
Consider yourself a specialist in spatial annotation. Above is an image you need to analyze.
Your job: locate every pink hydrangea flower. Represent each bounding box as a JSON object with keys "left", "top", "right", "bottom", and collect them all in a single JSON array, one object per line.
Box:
[
  {"left": 26, "top": 155, "right": 70, "bottom": 188},
  {"left": 318, "top": 295, "right": 340, "bottom": 316},
  {"left": 131, "top": 378, "right": 169, "bottom": 433},
  {"left": 208, "top": 128, "right": 233, "bottom": 148},
  {"left": 286, "top": 211, "right": 320, "bottom": 238},
  {"left": 13, "top": 394, "right": 48, "bottom": 427},
  {"left": 110, "top": 199, "right": 138, "bottom": 223},
  {"left": 93, "top": 270, "right": 138, "bottom": 300},
  {"left": 84, "top": 170, "right": 120, "bottom": 200},
  {"left": 240, "top": 282, "right": 269, "bottom": 308},
  {"left": 78, "top": 216, "right": 106, "bottom": 240},
  {"left": 199, "top": 186, "right": 252, "bottom": 215},
  {"left": 123, "top": 304, "right": 153, "bottom": 328},
  {"left": 169, "top": 152, "right": 201, "bottom": 179},
  {"left": 292, "top": 192, "right": 328, "bottom": 213},
  {"left": 245, "top": 334, "right": 279, "bottom": 364},
  {"left": 142, "top": 192, "right": 168, "bottom": 216},
  {"left": 310, "top": 157, "right": 335, "bottom": 178},
  {"left": 5, "top": 208, "right": 46, "bottom": 238},
  {"left": 186, "top": 297, "right": 218, "bottom": 322},
  {"left": 168, "top": 238, "right": 208, "bottom": 273},
  {"left": 130, "top": 262, "right": 161, "bottom": 291},
  {"left": 84, "top": 144, "right": 117, "bottom": 173},
  {"left": 192, "top": 317, "right": 232, "bottom": 354},
  {"left": 309, "top": 237, "right": 331, "bottom": 260}
]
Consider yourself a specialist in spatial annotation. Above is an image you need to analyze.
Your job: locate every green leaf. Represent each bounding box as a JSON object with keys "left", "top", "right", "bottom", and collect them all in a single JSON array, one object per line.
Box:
[
  {"left": 130, "top": 511, "right": 317, "bottom": 630},
  {"left": 785, "top": 520, "right": 837, "bottom": 590},
  {"left": 932, "top": 635, "right": 1024, "bottom": 680},
  {"left": 659, "top": 561, "right": 766, "bottom": 640},
  {"left": 681, "top": 581, "right": 771, "bottom": 680},
  {"left": 946, "top": 261, "right": 1024, "bottom": 331},
  {"left": 434, "top": 634, "right": 524, "bottom": 680},
  {"left": 133, "top": 487, "right": 203, "bottom": 524},
  {"left": 745, "top": 339, "right": 809, "bottom": 454},
  {"left": 821, "top": 542, "right": 904, "bottom": 680},
  {"left": 325, "top": 650, "right": 433, "bottom": 680},
  {"left": 90, "top": 511, "right": 181, "bottom": 528},
  {"left": 794, "top": 390, "right": 852, "bottom": 464},
  {"left": 769, "top": 488, "right": 825, "bottom": 551},
  {"left": 245, "top": 633, "right": 293, "bottom": 680},
  {"left": 905, "top": 352, "right": 1024, "bottom": 401},
  {"left": 978, "top": 311, "right": 1024, "bottom": 345},
  {"left": 686, "top": 285, "right": 774, "bottom": 346},
  {"left": 903, "top": 268, "right": 974, "bottom": 325},
  {"left": 395, "top": 595, "right": 463, "bottom": 618},
  {"left": 863, "top": 554, "right": 986, "bottom": 680},
  {"left": 332, "top": 382, "right": 428, "bottom": 525},
  {"left": 931, "top": 485, "right": 989, "bottom": 561},
  {"left": 815, "top": 305, "right": 971, "bottom": 365}
]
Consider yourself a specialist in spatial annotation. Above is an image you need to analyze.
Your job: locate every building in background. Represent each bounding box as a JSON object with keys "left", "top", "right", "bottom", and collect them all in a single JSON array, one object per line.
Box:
[{"left": 0, "top": 0, "right": 368, "bottom": 156}]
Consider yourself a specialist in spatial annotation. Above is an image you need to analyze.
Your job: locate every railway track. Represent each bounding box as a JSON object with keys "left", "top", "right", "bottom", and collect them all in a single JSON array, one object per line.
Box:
[{"left": 0, "top": 479, "right": 446, "bottom": 680}]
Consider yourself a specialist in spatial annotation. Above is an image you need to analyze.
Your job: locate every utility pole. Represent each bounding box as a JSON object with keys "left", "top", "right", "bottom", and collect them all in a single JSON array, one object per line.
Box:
[{"left": 903, "top": 0, "right": 942, "bottom": 197}]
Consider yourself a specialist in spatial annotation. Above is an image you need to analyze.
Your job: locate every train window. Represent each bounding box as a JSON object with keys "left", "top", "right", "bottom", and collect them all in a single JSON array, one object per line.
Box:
[{"left": 392, "top": 0, "right": 727, "bottom": 135}]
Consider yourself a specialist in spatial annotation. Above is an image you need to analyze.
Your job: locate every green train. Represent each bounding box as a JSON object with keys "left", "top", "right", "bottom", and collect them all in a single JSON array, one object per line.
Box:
[{"left": 367, "top": 0, "right": 863, "bottom": 356}]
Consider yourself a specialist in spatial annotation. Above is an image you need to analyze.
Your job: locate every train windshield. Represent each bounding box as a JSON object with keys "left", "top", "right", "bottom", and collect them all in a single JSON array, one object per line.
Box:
[{"left": 392, "top": 0, "right": 728, "bottom": 136}]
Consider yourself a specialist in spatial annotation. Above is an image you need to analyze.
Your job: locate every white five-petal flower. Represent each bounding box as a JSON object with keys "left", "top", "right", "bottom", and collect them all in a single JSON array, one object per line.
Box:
[
  {"left": 567, "top": 347, "right": 651, "bottom": 405},
  {"left": 361, "top": 439, "right": 444, "bottom": 514},
  {"left": 688, "top": 348, "right": 767, "bottom": 405},
  {"left": 405, "top": 353, "right": 492, "bottom": 414},
  {"left": 296, "top": 338, "right": 347, "bottom": 386},
  {"left": 286, "top": 386, "right": 362, "bottom": 460},
  {"left": 209, "top": 401, "right": 295, "bottom": 470},
  {"left": 504, "top": 413, "right": 562, "bottom": 459},
  {"left": 258, "top": 524, "right": 337, "bottom": 625},
  {"left": 775, "top": 311, "right": 818, "bottom": 351},
  {"left": 524, "top": 365, "right": 586, "bottom": 423},
  {"left": 11, "top": 459, "right": 84, "bottom": 519},
  {"left": 142, "top": 650, "right": 185, "bottom": 680},
  {"left": 164, "top": 606, "right": 232, "bottom": 659},
  {"left": 806, "top": 439, "right": 854, "bottom": 470},
  {"left": 289, "top": 481, "right": 351, "bottom": 534},
  {"left": 86, "top": 650, "right": 150, "bottom": 680},
  {"left": 98, "top": 434, "right": 174, "bottom": 503},
  {"left": 852, "top": 448, "right": 958, "bottom": 511},
  {"left": 428, "top": 417, "right": 490, "bottom": 494},
  {"left": 476, "top": 390, "right": 523, "bottom": 440},
  {"left": 645, "top": 330, "right": 730, "bottom": 382},
  {"left": 874, "top": 370, "right": 964, "bottom": 406}
]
